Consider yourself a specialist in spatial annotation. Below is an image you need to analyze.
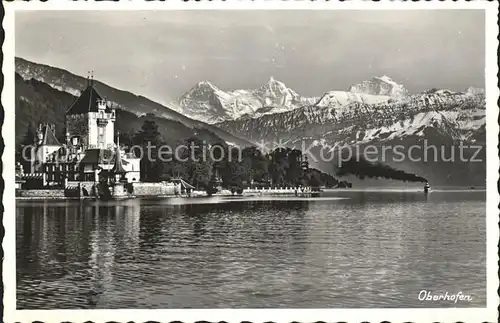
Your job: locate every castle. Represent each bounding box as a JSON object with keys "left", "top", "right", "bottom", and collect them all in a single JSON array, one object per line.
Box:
[{"left": 24, "top": 77, "right": 141, "bottom": 187}]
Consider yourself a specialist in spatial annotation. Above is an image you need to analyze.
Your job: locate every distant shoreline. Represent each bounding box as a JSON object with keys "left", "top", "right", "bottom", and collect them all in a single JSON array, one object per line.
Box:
[{"left": 15, "top": 187, "right": 485, "bottom": 202}]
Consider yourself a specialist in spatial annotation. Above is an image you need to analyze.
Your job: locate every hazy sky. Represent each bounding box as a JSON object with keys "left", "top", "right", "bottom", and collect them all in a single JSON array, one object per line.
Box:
[{"left": 16, "top": 10, "right": 484, "bottom": 104}]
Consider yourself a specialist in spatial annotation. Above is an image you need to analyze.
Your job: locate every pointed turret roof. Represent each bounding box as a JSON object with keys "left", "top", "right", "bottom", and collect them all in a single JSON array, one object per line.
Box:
[
  {"left": 42, "top": 125, "right": 61, "bottom": 146},
  {"left": 66, "top": 83, "right": 111, "bottom": 115}
]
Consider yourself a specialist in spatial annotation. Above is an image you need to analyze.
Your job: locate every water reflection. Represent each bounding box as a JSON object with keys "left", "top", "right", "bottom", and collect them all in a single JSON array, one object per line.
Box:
[{"left": 16, "top": 190, "right": 486, "bottom": 308}]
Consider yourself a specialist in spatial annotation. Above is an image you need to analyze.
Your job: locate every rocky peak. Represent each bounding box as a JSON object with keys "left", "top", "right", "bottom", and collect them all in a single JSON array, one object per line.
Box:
[
  {"left": 194, "top": 80, "right": 219, "bottom": 92},
  {"left": 181, "top": 80, "right": 222, "bottom": 102},
  {"left": 465, "top": 86, "right": 485, "bottom": 95},
  {"left": 349, "top": 75, "right": 409, "bottom": 99},
  {"left": 253, "top": 76, "right": 302, "bottom": 108},
  {"left": 256, "top": 76, "right": 292, "bottom": 95}
]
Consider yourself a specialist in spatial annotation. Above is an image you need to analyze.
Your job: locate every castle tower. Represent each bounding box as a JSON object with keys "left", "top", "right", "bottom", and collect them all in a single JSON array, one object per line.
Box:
[{"left": 65, "top": 74, "right": 116, "bottom": 151}]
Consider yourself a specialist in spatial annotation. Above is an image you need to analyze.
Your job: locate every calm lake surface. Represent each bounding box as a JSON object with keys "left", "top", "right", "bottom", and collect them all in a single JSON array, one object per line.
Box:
[{"left": 16, "top": 189, "right": 486, "bottom": 309}]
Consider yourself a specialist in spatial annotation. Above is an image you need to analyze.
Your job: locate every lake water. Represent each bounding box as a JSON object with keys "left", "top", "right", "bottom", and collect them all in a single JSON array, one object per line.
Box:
[{"left": 16, "top": 189, "right": 486, "bottom": 309}]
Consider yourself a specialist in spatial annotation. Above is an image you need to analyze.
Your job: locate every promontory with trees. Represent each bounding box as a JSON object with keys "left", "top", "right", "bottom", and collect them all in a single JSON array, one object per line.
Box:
[{"left": 117, "top": 120, "right": 350, "bottom": 194}]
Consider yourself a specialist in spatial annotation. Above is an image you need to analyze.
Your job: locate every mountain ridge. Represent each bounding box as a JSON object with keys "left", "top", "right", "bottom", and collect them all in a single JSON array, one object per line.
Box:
[
  {"left": 349, "top": 75, "right": 409, "bottom": 99},
  {"left": 177, "top": 75, "right": 410, "bottom": 123},
  {"left": 215, "top": 85, "right": 486, "bottom": 186},
  {"left": 178, "top": 76, "right": 319, "bottom": 123},
  {"left": 177, "top": 73, "right": 484, "bottom": 125}
]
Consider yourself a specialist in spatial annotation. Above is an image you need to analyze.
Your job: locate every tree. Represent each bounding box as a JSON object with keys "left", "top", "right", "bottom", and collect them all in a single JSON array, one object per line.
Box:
[
  {"left": 241, "top": 146, "right": 268, "bottom": 184},
  {"left": 267, "top": 148, "right": 290, "bottom": 186},
  {"left": 286, "top": 149, "right": 304, "bottom": 186},
  {"left": 21, "top": 122, "right": 36, "bottom": 146},
  {"left": 206, "top": 172, "right": 219, "bottom": 196},
  {"left": 118, "top": 130, "right": 137, "bottom": 152},
  {"left": 17, "top": 122, "right": 36, "bottom": 165},
  {"left": 308, "top": 171, "right": 322, "bottom": 188},
  {"left": 177, "top": 137, "right": 214, "bottom": 189},
  {"left": 221, "top": 146, "right": 249, "bottom": 190},
  {"left": 134, "top": 120, "right": 164, "bottom": 182}
]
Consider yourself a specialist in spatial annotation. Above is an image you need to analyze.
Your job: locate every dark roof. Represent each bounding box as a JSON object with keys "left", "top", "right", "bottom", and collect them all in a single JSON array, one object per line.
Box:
[
  {"left": 66, "top": 85, "right": 112, "bottom": 115},
  {"left": 80, "top": 149, "right": 129, "bottom": 166},
  {"left": 80, "top": 149, "right": 111, "bottom": 164},
  {"left": 42, "top": 125, "right": 61, "bottom": 146}
]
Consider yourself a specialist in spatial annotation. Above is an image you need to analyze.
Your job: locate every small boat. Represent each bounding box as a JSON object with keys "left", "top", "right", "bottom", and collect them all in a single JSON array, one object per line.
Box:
[{"left": 424, "top": 182, "right": 431, "bottom": 193}]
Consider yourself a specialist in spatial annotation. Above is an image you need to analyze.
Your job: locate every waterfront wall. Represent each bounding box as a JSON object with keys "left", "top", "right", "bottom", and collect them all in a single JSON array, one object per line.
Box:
[
  {"left": 69, "top": 181, "right": 179, "bottom": 197},
  {"left": 131, "top": 182, "right": 178, "bottom": 196},
  {"left": 16, "top": 189, "right": 65, "bottom": 198},
  {"left": 66, "top": 181, "right": 95, "bottom": 197},
  {"left": 17, "top": 181, "right": 179, "bottom": 198}
]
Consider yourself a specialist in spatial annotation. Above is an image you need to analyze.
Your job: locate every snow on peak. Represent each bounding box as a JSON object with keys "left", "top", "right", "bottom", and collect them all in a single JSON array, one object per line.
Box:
[
  {"left": 315, "top": 91, "right": 391, "bottom": 109},
  {"left": 260, "top": 77, "right": 289, "bottom": 93},
  {"left": 180, "top": 80, "right": 223, "bottom": 102},
  {"left": 194, "top": 80, "right": 219, "bottom": 91},
  {"left": 377, "top": 75, "right": 394, "bottom": 83},
  {"left": 349, "top": 75, "right": 409, "bottom": 99},
  {"left": 466, "top": 87, "right": 485, "bottom": 95},
  {"left": 178, "top": 77, "right": 317, "bottom": 123}
]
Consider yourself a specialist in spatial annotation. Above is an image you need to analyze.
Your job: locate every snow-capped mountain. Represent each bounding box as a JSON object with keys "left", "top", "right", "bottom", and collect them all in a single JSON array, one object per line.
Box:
[
  {"left": 178, "top": 80, "right": 261, "bottom": 124},
  {"left": 466, "top": 86, "right": 485, "bottom": 95},
  {"left": 314, "top": 91, "right": 392, "bottom": 109},
  {"left": 217, "top": 88, "right": 484, "bottom": 145},
  {"left": 349, "top": 75, "right": 409, "bottom": 99},
  {"left": 216, "top": 87, "right": 486, "bottom": 185},
  {"left": 214, "top": 77, "right": 484, "bottom": 149},
  {"left": 253, "top": 76, "right": 318, "bottom": 113},
  {"left": 178, "top": 77, "right": 319, "bottom": 123},
  {"left": 178, "top": 76, "right": 407, "bottom": 123}
]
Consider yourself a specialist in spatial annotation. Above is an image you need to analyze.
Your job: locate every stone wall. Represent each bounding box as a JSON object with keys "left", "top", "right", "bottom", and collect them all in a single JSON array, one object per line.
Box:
[
  {"left": 131, "top": 182, "right": 178, "bottom": 196},
  {"left": 66, "top": 181, "right": 96, "bottom": 197},
  {"left": 16, "top": 189, "right": 65, "bottom": 198},
  {"left": 17, "top": 182, "right": 179, "bottom": 198}
]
